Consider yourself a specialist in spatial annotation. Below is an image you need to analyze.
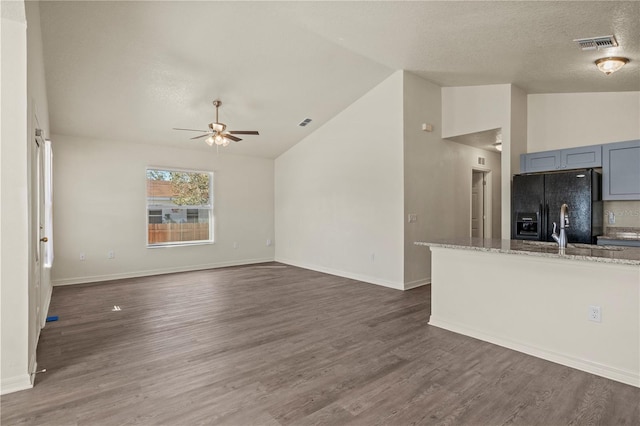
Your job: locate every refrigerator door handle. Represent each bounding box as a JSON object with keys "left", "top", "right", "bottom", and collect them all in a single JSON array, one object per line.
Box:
[
  {"left": 539, "top": 204, "right": 543, "bottom": 240},
  {"left": 544, "top": 204, "right": 549, "bottom": 241}
]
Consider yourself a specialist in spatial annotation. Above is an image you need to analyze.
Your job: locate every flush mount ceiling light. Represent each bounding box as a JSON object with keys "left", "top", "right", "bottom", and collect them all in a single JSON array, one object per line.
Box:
[{"left": 595, "top": 57, "right": 629, "bottom": 75}]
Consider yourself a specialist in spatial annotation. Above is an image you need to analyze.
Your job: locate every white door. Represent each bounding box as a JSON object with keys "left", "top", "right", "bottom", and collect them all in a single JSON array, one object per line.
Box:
[
  {"left": 31, "top": 133, "right": 46, "bottom": 343},
  {"left": 471, "top": 171, "right": 485, "bottom": 238}
]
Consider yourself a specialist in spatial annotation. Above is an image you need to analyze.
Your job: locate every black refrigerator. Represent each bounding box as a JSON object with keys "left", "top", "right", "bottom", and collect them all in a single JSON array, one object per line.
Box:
[{"left": 511, "top": 169, "right": 602, "bottom": 244}]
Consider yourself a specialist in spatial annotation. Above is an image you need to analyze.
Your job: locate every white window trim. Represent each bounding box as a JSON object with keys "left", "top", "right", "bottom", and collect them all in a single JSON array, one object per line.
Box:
[{"left": 145, "top": 166, "right": 215, "bottom": 248}]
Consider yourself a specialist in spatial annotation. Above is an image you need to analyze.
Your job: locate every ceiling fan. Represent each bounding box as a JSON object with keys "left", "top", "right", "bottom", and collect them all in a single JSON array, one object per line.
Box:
[{"left": 173, "top": 100, "right": 259, "bottom": 147}]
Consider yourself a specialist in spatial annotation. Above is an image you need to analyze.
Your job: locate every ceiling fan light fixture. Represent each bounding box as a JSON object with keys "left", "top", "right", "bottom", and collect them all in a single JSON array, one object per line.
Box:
[
  {"left": 174, "top": 99, "right": 259, "bottom": 148},
  {"left": 595, "top": 57, "right": 629, "bottom": 75},
  {"left": 211, "top": 122, "right": 225, "bottom": 132}
]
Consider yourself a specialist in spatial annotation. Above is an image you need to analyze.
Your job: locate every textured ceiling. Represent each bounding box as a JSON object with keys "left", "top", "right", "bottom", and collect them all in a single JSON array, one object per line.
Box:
[{"left": 38, "top": 1, "right": 640, "bottom": 158}]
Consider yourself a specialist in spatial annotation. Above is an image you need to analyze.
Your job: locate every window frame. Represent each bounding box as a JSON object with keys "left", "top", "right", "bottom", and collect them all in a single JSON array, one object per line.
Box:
[{"left": 145, "top": 166, "right": 214, "bottom": 248}]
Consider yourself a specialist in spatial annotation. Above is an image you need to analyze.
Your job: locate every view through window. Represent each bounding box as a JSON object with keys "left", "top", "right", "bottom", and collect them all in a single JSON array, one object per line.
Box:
[{"left": 146, "top": 168, "right": 213, "bottom": 246}]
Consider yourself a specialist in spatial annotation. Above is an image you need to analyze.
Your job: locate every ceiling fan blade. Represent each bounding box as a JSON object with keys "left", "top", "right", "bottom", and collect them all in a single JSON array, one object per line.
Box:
[
  {"left": 223, "top": 133, "right": 242, "bottom": 142},
  {"left": 174, "top": 128, "right": 210, "bottom": 132},
  {"left": 228, "top": 130, "right": 259, "bottom": 135},
  {"left": 190, "top": 134, "right": 211, "bottom": 140}
]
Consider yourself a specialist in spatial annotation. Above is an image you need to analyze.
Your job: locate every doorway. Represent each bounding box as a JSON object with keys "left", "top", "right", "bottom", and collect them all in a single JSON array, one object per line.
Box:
[{"left": 471, "top": 170, "right": 489, "bottom": 238}]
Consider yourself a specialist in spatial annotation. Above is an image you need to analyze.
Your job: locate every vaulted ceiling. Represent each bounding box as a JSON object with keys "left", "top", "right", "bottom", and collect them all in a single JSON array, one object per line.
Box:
[{"left": 39, "top": 1, "right": 640, "bottom": 158}]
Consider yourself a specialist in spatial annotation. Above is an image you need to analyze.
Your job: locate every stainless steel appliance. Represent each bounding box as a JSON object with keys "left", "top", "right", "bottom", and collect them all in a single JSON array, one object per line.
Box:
[{"left": 511, "top": 169, "right": 603, "bottom": 244}]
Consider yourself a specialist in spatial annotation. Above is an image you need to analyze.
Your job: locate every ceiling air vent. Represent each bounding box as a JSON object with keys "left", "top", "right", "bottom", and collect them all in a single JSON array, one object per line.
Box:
[
  {"left": 573, "top": 35, "right": 618, "bottom": 51},
  {"left": 298, "top": 118, "right": 312, "bottom": 127}
]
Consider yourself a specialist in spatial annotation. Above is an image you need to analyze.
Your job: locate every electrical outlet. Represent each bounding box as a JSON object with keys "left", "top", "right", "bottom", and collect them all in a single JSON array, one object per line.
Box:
[
  {"left": 588, "top": 305, "right": 602, "bottom": 322},
  {"left": 371, "top": 253, "right": 375, "bottom": 262},
  {"left": 233, "top": 242, "right": 239, "bottom": 249},
  {"left": 108, "top": 250, "right": 115, "bottom": 259},
  {"left": 408, "top": 214, "right": 417, "bottom": 223},
  {"left": 266, "top": 239, "right": 272, "bottom": 247},
  {"left": 80, "top": 252, "right": 85, "bottom": 261},
  {"left": 608, "top": 211, "right": 615, "bottom": 224}
]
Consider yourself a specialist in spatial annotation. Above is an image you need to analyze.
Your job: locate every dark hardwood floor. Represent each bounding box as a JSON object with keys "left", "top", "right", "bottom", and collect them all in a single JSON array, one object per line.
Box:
[{"left": 2, "top": 262, "right": 638, "bottom": 425}]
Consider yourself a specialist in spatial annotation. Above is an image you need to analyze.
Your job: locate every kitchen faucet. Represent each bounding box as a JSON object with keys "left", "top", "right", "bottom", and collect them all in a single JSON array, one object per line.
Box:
[{"left": 551, "top": 203, "right": 569, "bottom": 248}]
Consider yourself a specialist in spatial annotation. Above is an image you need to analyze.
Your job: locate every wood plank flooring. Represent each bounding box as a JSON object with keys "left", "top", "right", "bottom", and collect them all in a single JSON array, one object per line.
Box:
[{"left": 2, "top": 262, "right": 638, "bottom": 425}]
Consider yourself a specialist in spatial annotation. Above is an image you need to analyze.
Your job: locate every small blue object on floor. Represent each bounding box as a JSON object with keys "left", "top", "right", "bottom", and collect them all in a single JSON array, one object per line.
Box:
[{"left": 46, "top": 316, "right": 58, "bottom": 322}]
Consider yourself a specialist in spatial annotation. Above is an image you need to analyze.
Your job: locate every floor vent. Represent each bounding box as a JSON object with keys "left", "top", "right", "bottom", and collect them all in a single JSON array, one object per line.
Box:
[{"left": 573, "top": 35, "right": 618, "bottom": 51}]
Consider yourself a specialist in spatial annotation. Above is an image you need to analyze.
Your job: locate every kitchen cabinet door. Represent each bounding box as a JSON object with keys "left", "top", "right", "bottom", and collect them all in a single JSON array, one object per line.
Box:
[
  {"left": 521, "top": 146, "right": 602, "bottom": 173},
  {"left": 560, "top": 145, "right": 602, "bottom": 169},
  {"left": 520, "top": 150, "right": 561, "bottom": 173},
  {"left": 603, "top": 139, "right": 640, "bottom": 200}
]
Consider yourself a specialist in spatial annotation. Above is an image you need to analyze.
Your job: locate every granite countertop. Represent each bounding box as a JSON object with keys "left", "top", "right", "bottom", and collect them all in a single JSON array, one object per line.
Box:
[{"left": 415, "top": 238, "right": 640, "bottom": 266}]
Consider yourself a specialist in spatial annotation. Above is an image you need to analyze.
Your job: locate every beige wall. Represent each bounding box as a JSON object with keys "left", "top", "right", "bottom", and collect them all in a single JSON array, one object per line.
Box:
[
  {"left": 403, "top": 72, "right": 501, "bottom": 288},
  {"left": 1, "top": 1, "right": 31, "bottom": 394},
  {"left": 527, "top": 92, "right": 640, "bottom": 152},
  {"left": 52, "top": 135, "right": 274, "bottom": 285},
  {"left": 275, "top": 71, "right": 405, "bottom": 289}
]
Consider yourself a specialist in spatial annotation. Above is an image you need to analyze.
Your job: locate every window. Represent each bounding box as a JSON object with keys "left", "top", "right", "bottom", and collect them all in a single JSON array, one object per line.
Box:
[{"left": 146, "top": 168, "right": 213, "bottom": 246}]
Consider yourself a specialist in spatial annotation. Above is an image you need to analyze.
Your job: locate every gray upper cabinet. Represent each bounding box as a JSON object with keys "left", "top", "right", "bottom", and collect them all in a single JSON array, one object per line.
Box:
[
  {"left": 603, "top": 140, "right": 640, "bottom": 200},
  {"left": 520, "top": 150, "right": 561, "bottom": 173},
  {"left": 561, "top": 146, "right": 602, "bottom": 170},
  {"left": 520, "top": 145, "right": 602, "bottom": 173}
]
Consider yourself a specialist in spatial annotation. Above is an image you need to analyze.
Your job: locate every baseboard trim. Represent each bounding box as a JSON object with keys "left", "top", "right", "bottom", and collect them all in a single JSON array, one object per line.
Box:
[
  {"left": 276, "top": 257, "right": 404, "bottom": 290},
  {"left": 1, "top": 374, "right": 33, "bottom": 395},
  {"left": 52, "top": 257, "right": 275, "bottom": 286},
  {"left": 404, "top": 278, "right": 430, "bottom": 290},
  {"left": 429, "top": 316, "right": 640, "bottom": 388}
]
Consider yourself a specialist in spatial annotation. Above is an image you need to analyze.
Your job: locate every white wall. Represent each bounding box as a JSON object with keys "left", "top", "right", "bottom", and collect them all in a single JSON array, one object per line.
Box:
[
  {"left": 441, "top": 84, "right": 527, "bottom": 239},
  {"left": 275, "top": 71, "right": 405, "bottom": 289},
  {"left": 528, "top": 92, "right": 640, "bottom": 152},
  {"left": 1, "top": 1, "right": 31, "bottom": 394},
  {"left": 403, "top": 72, "right": 501, "bottom": 288},
  {"left": 25, "top": 0, "right": 53, "bottom": 384},
  {"left": 441, "top": 84, "right": 511, "bottom": 140},
  {"left": 430, "top": 247, "right": 639, "bottom": 387},
  {"left": 52, "top": 135, "right": 274, "bottom": 285},
  {"left": 509, "top": 85, "right": 528, "bottom": 236}
]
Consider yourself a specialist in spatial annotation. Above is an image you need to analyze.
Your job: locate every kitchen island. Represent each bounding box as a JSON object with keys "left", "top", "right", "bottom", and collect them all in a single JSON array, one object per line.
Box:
[{"left": 416, "top": 238, "right": 640, "bottom": 387}]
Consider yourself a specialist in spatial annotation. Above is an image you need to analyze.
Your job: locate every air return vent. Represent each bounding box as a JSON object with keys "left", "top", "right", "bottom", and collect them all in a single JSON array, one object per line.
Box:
[
  {"left": 298, "top": 118, "right": 312, "bottom": 127},
  {"left": 573, "top": 35, "right": 618, "bottom": 51}
]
